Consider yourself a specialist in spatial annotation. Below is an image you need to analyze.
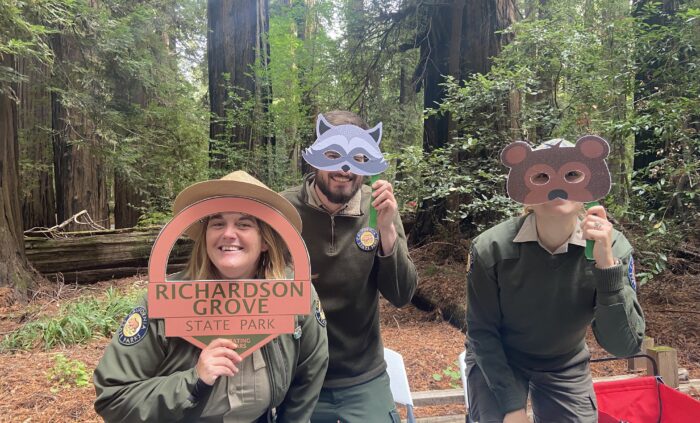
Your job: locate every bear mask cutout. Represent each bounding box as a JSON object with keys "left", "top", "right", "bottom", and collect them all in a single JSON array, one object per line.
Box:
[{"left": 500, "top": 135, "right": 612, "bottom": 205}]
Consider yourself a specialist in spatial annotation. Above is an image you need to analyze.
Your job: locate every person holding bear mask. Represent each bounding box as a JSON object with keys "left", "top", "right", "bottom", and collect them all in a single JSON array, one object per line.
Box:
[{"left": 464, "top": 137, "right": 645, "bottom": 423}]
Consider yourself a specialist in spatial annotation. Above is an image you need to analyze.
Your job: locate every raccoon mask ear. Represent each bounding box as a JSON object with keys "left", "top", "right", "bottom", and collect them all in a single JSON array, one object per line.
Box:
[
  {"left": 317, "top": 114, "right": 333, "bottom": 137},
  {"left": 367, "top": 122, "right": 382, "bottom": 144}
]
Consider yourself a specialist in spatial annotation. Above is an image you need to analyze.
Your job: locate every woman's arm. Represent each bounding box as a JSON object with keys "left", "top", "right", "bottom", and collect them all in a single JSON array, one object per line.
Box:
[
  {"left": 582, "top": 206, "right": 645, "bottom": 356},
  {"left": 275, "top": 288, "right": 329, "bottom": 422},
  {"left": 93, "top": 313, "right": 203, "bottom": 422},
  {"left": 590, "top": 234, "right": 645, "bottom": 356},
  {"left": 466, "top": 244, "right": 528, "bottom": 416}
]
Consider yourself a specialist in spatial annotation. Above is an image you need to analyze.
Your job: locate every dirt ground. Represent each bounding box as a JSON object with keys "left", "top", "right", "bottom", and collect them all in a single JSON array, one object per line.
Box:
[{"left": 0, "top": 246, "right": 698, "bottom": 422}]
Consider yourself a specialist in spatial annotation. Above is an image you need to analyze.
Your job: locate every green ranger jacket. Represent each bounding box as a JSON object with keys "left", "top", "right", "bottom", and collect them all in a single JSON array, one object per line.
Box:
[
  {"left": 281, "top": 175, "right": 417, "bottom": 388},
  {"left": 465, "top": 215, "right": 645, "bottom": 415},
  {"left": 94, "top": 286, "right": 328, "bottom": 422}
]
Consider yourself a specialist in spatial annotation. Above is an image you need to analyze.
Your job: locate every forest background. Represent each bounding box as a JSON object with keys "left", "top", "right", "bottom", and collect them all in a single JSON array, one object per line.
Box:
[
  {"left": 2, "top": 0, "right": 698, "bottom": 294},
  {"left": 0, "top": 0, "right": 699, "bottom": 420}
]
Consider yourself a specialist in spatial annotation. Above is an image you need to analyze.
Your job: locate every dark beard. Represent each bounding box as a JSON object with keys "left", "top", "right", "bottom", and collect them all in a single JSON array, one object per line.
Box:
[{"left": 315, "top": 173, "right": 363, "bottom": 204}]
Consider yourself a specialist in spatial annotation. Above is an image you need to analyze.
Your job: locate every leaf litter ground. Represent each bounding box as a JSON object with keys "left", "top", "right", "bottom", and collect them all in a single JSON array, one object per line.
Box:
[{"left": 0, "top": 247, "right": 698, "bottom": 422}]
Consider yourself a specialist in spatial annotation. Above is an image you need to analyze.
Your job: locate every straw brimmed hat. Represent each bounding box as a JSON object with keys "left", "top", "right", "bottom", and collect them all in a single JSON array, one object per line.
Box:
[{"left": 173, "top": 171, "right": 302, "bottom": 240}]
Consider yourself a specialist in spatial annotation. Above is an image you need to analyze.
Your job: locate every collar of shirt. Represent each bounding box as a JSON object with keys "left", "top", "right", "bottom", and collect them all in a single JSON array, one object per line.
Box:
[
  {"left": 305, "top": 179, "right": 363, "bottom": 216},
  {"left": 512, "top": 213, "right": 586, "bottom": 255}
]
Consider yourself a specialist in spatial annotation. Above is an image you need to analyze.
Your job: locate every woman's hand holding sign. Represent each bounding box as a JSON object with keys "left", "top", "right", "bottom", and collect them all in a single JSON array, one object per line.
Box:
[
  {"left": 195, "top": 338, "right": 243, "bottom": 385},
  {"left": 581, "top": 205, "right": 616, "bottom": 269}
]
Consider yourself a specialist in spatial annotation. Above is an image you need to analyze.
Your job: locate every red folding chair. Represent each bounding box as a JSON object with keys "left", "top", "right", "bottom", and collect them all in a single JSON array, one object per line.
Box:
[{"left": 592, "top": 355, "right": 700, "bottom": 423}]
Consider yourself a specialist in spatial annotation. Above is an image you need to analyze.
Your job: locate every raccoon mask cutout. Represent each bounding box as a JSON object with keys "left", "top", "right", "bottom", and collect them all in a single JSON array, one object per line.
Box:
[
  {"left": 302, "top": 114, "right": 388, "bottom": 176},
  {"left": 500, "top": 135, "right": 612, "bottom": 205}
]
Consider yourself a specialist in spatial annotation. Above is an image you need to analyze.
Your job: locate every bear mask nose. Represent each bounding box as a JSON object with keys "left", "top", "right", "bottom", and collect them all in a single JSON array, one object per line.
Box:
[
  {"left": 341, "top": 165, "right": 350, "bottom": 172},
  {"left": 548, "top": 189, "right": 568, "bottom": 200}
]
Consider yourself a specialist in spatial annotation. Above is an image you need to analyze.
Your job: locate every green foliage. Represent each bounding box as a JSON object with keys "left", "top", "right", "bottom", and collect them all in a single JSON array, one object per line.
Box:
[
  {"left": 432, "top": 361, "right": 462, "bottom": 389},
  {"left": 395, "top": 74, "right": 522, "bottom": 234},
  {"left": 0, "top": 287, "right": 144, "bottom": 352},
  {"left": 46, "top": 353, "right": 90, "bottom": 392},
  {"left": 0, "top": 0, "right": 70, "bottom": 86},
  {"left": 433, "top": 0, "right": 699, "bottom": 271}
]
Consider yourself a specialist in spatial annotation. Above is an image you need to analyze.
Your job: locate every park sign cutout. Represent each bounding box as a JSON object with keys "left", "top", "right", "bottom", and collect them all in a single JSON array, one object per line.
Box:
[{"left": 147, "top": 197, "right": 311, "bottom": 359}]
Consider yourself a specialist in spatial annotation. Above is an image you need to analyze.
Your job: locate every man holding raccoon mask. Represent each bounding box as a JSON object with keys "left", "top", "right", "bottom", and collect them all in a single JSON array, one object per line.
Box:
[{"left": 281, "top": 110, "right": 417, "bottom": 422}]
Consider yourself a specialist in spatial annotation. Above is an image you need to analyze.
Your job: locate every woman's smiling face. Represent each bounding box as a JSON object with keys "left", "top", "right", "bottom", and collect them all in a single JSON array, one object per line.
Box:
[{"left": 205, "top": 212, "right": 268, "bottom": 279}]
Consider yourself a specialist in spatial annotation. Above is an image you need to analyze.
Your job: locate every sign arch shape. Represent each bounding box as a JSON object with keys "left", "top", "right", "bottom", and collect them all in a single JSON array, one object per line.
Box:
[{"left": 147, "top": 197, "right": 311, "bottom": 357}]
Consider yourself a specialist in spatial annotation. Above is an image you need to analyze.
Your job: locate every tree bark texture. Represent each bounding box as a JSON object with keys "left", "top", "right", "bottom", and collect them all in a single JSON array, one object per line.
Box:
[
  {"left": 25, "top": 227, "right": 191, "bottom": 283},
  {"left": 113, "top": 74, "right": 147, "bottom": 229},
  {"left": 17, "top": 56, "right": 56, "bottom": 230},
  {"left": 412, "top": 0, "right": 516, "bottom": 243},
  {"left": 0, "top": 53, "right": 36, "bottom": 298},
  {"left": 632, "top": 0, "right": 677, "bottom": 171},
  {"left": 207, "top": 0, "right": 270, "bottom": 171},
  {"left": 51, "top": 34, "right": 110, "bottom": 231},
  {"left": 114, "top": 171, "right": 144, "bottom": 229}
]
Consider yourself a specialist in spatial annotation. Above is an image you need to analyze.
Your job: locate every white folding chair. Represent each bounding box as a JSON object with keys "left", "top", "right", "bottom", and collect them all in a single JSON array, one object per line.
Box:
[
  {"left": 384, "top": 347, "right": 416, "bottom": 423},
  {"left": 459, "top": 350, "right": 471, "bottom": 421}
]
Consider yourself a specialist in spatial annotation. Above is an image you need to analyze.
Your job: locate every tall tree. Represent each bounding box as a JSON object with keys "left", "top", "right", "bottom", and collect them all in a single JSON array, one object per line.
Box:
[
  {"left": 51, "top": 31, "right": 110, "bottom": 231},
  {"left": 207, "top": 0, "right": 272, "bottom": 175},
  {"left": 17, "top": 56, "right": 56, "bottom": 229},
  {"left": 411, "top": 0, "right": 516, "bottom": 242},
  {"left": 0, "top": 53, "right": 35, "bottom": 297}
]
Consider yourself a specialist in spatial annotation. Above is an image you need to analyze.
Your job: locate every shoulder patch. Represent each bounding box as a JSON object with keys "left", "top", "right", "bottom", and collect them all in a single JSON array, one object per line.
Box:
[
  {"left": 314, "top": 299, "right": 327, "bottom": 327},
  {"left": 118, "top": 306, "right": 148, "bottom": 346},
  {"left": 627, "top": 255, "right": 637, "bottom": 290}
]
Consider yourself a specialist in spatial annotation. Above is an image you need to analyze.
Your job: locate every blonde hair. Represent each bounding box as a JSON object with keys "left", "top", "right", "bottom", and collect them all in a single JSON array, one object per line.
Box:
[{"left": 183, "top": 217, "right": 289, "bottom": 280}]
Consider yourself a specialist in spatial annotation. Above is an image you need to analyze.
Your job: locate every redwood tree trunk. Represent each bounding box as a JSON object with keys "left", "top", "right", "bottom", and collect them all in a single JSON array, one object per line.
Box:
[
  {"left": 113, "top": 77, "right": 147, "bottom": 229},
  {"left": 17, "top": 56, "right": 56, "bottom": 230},
  {"left": 51, "top": 34, "right": 110, "bottom": 231},
  {"left": 0, "top": 53, "right": 36, "bottom": 298},
  {"left": 114, "top": 171, "right": 144, "bottom": 228},
  {"left": 208, "top": 0, "right": 270, "bottom": 172},
  {"left": 411, "top": 0, "right": 516, "bottom": 243}
]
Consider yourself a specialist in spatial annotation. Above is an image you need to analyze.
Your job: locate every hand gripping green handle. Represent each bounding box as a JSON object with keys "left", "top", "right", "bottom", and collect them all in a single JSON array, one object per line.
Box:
[{"left": 584, "top": 201, "right": 600, "bottom": 260}]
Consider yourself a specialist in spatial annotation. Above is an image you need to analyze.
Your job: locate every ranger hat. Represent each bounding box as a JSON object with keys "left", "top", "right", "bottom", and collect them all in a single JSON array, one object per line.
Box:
[{"left": 173, "top": 171, "right": 302, "bottom": 240}]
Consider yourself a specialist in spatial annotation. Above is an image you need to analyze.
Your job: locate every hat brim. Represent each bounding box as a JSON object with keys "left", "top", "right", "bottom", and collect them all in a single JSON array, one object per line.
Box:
[{"left": 173, "top": 180, "right": 302, "bottom": 240}]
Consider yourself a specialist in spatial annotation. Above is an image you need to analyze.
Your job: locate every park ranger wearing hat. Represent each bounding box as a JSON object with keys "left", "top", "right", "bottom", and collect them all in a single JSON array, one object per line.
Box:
[{"left": 93, "top": 171, "right": 328, "bottom": 423}]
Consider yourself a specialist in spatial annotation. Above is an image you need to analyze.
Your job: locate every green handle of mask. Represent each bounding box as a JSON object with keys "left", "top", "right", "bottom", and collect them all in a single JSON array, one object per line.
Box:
[
  {"left": 369, "top": 175, "right": 379, "bottom": 228},
  {"left": 584, "top": 201, "right": 600, "bottom": 260}
]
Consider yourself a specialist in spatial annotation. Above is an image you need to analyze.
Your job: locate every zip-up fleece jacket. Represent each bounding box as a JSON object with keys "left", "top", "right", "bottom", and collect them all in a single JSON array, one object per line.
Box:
[
  {"left": 281, "top": 175, "right": 417, "bottom": 388},
  {"left": 93, "top": 283, "right": 328, "bottom": 422},
  {"left": 465, "top": 215, "right": 645, "bottom": 415}
]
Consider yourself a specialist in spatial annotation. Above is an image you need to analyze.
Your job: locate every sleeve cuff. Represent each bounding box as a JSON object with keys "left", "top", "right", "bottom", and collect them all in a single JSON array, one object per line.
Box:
[
  {"left": 187, "top": 378, "right": 213, "bottom": 403},
  {"left": 594, "top": 262, "right": 626, "bottom": 293},
  {"left": 496, "top": 393, "right": 528, "bottom": 415},
  {"left": 377, "top": 237, "right": 399, "bottom": 258}
]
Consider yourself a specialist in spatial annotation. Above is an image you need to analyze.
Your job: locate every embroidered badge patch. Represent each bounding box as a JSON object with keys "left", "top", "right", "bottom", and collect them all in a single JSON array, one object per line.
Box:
[
  {"left": 314, "top": 299, "right": 327, "bottom": 327},
  {"left": 627, "top": 255, "right": 637, "bottom": 290},
  {"left": 356, "top": 227, "right": 379, "bottom": 251},
  {"left": 118, "top": 306, "right": 148, "bottom": 346}
]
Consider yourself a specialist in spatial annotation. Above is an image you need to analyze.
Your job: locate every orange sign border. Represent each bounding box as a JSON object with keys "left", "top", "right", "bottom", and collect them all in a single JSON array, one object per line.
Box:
[{"left": 147, "top": 196, "right": 310, "bottom": 356}]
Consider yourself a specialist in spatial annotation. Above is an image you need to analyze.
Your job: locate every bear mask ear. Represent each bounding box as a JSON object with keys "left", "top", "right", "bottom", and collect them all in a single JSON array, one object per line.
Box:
[
  {"left": 501, "top": 141, "right": 532, "bottom": 168},
  {"left": 576, "top": 135, "right": 610, "bottom": 159}
]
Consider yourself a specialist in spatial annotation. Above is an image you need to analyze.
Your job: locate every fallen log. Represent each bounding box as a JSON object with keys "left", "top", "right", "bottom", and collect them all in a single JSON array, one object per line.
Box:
[
  {"left": 411, "top": 286, "right": 467, "bottom": 331},
  {"left": 25, "top": 227, "right": 192, "bottom": 283}
]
